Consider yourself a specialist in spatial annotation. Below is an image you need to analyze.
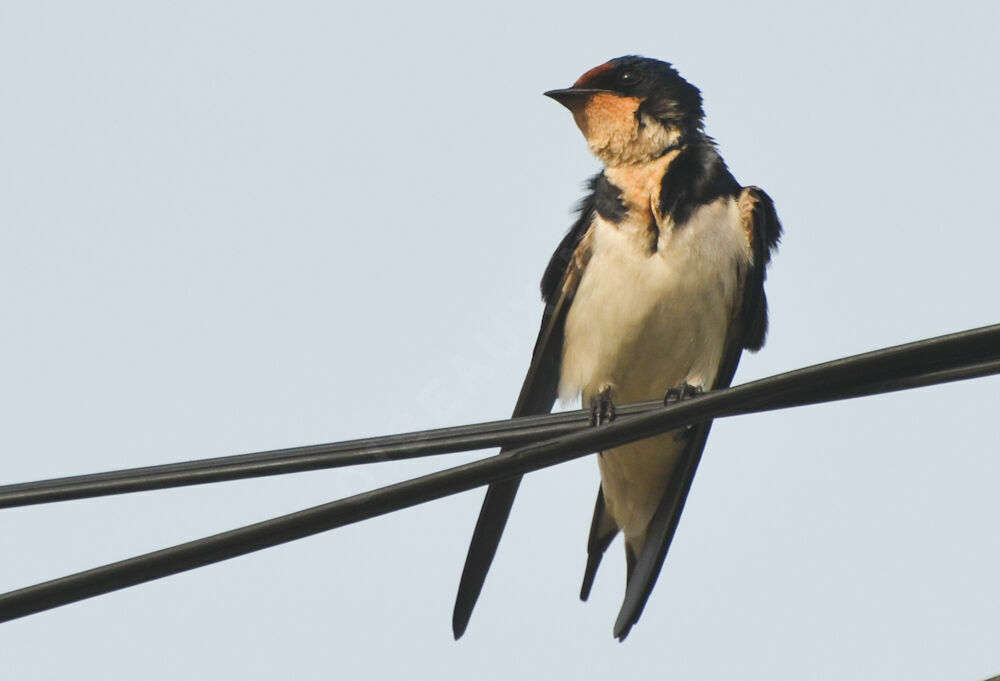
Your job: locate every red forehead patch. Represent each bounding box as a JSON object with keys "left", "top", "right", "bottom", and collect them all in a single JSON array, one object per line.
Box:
[{"left": 573, "top": 61, "right": 613, "bottom": 88}]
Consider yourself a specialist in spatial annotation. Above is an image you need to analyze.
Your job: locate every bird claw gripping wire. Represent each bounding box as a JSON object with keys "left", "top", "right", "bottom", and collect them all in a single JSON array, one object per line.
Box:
[
  {"left": 589, "top": 385, "right": 617, "bottom": 426},
  {"left": 664, "top": 383, "right": 705, "bottom": 441},
  {"left": 663, "top": 382, "right": 704, "bottom": 405}
]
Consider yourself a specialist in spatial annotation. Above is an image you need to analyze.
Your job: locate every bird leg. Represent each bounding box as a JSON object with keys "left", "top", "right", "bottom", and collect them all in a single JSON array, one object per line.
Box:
[
  {"left": 589, "top": 384, "right": 617, "bottom": 426},
  {"left": 664, "top": 382, "right": 704, "bottom": 441},
  {"left": 663, "top": 382, "right": 703, "bottom": 404}
]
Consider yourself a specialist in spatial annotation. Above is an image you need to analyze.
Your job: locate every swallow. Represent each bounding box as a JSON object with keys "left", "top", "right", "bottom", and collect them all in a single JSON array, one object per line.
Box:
[{"left": 453, "top": 56, "right": 781, "bottom": 641}]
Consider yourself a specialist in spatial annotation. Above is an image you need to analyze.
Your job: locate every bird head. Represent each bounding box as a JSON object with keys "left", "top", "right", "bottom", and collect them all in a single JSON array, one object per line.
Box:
[{"left": 545, "top": 56, "right": 704, "bottom": 166}]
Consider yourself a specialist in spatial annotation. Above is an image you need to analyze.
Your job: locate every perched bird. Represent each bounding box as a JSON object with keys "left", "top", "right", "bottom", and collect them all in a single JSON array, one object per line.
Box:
[{"left": 453, "top": 56, "right": 781, "bottom": 641}]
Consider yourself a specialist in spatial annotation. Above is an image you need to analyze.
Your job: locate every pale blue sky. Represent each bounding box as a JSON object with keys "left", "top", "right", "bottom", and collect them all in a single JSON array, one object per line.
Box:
[{"left": 3, "top": 2, "right": 999, "bottom": 679}]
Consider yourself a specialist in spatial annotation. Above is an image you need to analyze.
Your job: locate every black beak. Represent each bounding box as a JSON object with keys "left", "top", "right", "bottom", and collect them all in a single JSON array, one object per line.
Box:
[{"left": 543, "top": 88, "right": 613, "bottom": 112}]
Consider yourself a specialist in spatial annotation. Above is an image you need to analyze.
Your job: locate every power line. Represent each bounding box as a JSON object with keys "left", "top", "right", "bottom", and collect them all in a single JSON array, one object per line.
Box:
[
  {"left": 0, "top": 408, "right": 591, "bottom": 508},
  {"left": 2, "top": 324, "right": 999, "bottom": 509},
  {"left": 1, "top": 323, "right": 998, "bottom": 623}
]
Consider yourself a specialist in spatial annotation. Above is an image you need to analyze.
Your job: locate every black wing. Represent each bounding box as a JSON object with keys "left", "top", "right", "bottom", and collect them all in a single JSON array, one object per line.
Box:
[
  {"left": 612, "top": 186, "right": 782, "bottom": 640},
  {"left": 451, "top": 176, "right": 602, "bottom": 638}
]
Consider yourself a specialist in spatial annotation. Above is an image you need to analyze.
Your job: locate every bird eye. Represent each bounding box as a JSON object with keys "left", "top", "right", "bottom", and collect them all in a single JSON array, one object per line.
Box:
[{"left": 618, "top": 69, "right": 642, "bottom": 86}]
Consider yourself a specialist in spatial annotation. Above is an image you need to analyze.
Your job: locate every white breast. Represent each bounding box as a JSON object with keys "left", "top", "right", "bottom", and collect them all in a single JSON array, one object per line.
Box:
[
  {"left": 558, "top": 195, "right": 751, "bottom": 542},
  {"left": 559, "top": 196, "right": 749, "bottom": 404}
]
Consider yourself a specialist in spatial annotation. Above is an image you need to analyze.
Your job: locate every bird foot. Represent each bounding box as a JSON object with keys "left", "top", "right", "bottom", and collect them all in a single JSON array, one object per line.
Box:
[
  {"left": 664, "top": 382, "right": 704, "bottom": 441},
  {"left": 663, "top": 382, "right": 703, "bottom": 405},
  {"left": 589, "top": 385, "right": 617, "bottom": 426}
]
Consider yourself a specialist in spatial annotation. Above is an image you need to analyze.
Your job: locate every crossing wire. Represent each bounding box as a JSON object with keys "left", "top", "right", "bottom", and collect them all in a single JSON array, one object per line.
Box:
[
  {"left": 0, "top": 323, "right": 998, "bottom": 623},
  {"left": 2, "top": 323, "right": 999, "bottom": 509}
]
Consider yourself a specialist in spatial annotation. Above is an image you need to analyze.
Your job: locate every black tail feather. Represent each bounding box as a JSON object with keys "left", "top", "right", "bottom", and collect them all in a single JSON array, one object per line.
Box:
[
  {"left": 580, "top": 487, "right": 618, "bottom": 601},
  {"left": 613, "top": 422, "right": 713, "bottom": 641}
]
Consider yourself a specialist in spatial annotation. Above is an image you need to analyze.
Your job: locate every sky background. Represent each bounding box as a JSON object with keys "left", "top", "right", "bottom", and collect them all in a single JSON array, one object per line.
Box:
[{"left": 3, "top": 2, "right": 1000, "bottom": 679}]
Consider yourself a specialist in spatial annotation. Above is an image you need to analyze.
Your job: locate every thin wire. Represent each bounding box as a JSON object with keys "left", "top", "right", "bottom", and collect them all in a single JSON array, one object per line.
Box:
[
  {"left": 0, "top": 412, "right": 589, "bottom": 508},
  {"left": 2, "top": 323, "right": 999, "bottom": 509},
  {"left": 1, "top": 324, "right": 998, "bottom": 623}
]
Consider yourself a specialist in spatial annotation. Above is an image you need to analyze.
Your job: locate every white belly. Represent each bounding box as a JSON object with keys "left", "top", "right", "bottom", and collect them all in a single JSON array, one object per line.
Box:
[{"left": 559, "top": 196, "right": 749, "bottom": 542}]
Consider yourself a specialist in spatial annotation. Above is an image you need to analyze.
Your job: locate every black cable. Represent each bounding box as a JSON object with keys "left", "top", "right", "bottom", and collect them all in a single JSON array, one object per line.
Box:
[
  {"left": 1, "top": 324, "right": 998, "bottom": 623},
  {"left": 0, "top": 412, "right": 591, "bottom": 509},
  {"left": 2, "top": 323, "right": 999, "bottom": 509}
]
